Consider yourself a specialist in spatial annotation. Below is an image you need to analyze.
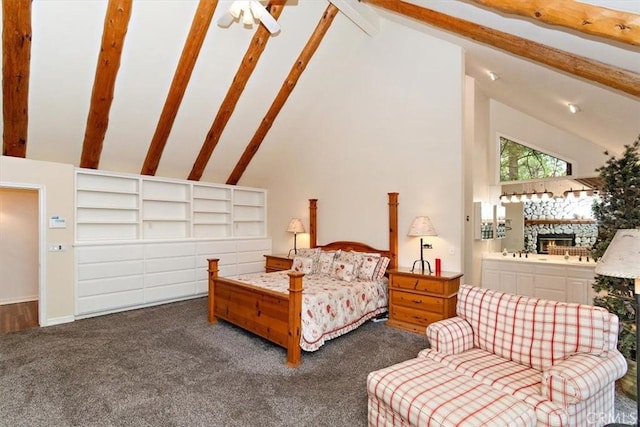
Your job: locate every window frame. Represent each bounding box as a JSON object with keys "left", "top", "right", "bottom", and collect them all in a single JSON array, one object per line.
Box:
[{"left": 496, "top": 133, "right": 575, "bottom": 185}]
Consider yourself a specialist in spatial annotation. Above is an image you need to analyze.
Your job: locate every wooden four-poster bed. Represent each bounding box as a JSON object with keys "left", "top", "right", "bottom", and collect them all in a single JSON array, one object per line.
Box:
[{"left": 207, "top": 192, "right": 398, "bottom": 366}]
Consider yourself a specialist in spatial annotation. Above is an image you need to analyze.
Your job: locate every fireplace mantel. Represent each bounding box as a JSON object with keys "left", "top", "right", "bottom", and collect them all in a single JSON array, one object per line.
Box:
[{"left": 525, "top": 219, "right": 595, "bottom": 225}]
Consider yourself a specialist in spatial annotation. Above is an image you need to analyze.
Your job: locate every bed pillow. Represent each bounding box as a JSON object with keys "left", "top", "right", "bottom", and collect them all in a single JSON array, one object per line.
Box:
[
  {"left": 357, "top": 253, "right": 382, "bottom": 281},
  {"left": 373, "top": 256, "right": 390, "bottom": 281},
  {"left": 295, "top": 248, "right": 321, "bottom": 274},
  {"left": 317, "top": 250, "right": 340, "bottom": 275},
  {"left": 291, "top": 256, "right": 314, "bottom": 274},
  {"left": 331, "top": 261, "right": 354, "bottom": 282}
]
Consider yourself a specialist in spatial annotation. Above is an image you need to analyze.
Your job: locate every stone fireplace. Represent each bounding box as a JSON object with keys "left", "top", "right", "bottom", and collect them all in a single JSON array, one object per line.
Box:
[{"left": 523, "top": 198, "right": 597, "bottom": 254}]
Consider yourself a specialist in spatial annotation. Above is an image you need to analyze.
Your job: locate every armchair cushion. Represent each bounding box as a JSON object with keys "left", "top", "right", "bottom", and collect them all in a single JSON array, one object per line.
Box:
[
  {"left": 426, "top": 316, "right": 474, "bottom": 355},
  {"left": 542, "top": 351, "right": 628, "bottom": 406}
]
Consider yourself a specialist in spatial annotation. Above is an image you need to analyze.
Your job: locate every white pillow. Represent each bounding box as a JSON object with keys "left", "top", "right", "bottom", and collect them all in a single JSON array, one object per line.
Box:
[
  {"left": 331, "top": 261, "right": 354, "bottom": 282},
  {"left": 318, "top": 250, "right": 339, "bottom": 275},
  {"left": 357, "top": 253, "right": 382, "bottom": 281},
  {"left": 291, "top": 256, "right": 313, "bottom": 274}
]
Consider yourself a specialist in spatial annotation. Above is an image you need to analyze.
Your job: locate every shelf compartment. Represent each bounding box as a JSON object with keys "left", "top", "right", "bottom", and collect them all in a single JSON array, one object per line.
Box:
[
  {"left": 77, "top": 223, "right": 139, "bottom": 241},
  {"left": 193, "top": 185, "right": 231, "bottom": 200},
  {"left": 193, "top": 198, "right": 230, "bottom": 213},
  {"left": 77, "top": 207, "right": 138, "bottom": 223},
  {"left": 143, "top": 220, "right": 189, "bottom": 239},
  {"left": 233, "top": 189, "right": 264, "bottom": 206},
  {"left": 77, "top": 173, "right": 138, "bottom": 193},
  {"left": 193, "top": 224, "right": 232, "bottom": 238},
  {"left": 142, "top": 180, "right": 190, "bottom": 202}
]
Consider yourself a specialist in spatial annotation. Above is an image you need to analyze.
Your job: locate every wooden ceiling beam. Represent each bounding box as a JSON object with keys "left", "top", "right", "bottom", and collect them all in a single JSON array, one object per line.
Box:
[
  {"left": 469, "top": 0, "right": 640, "bottom": 47},
  {"left": 363, "top": 0, "right": 640, "bottom": 98},
  {"left": 226, "top": 3, "right": 339, "bottom": 185},
  {"left": 2, "top": 0, "right": 32, "bottom": 158},
  {"left": 80, "top": 0, "right": 133, "bottom": 169},
  {"left": 188, "top": 1, "right": 286, "bottom": 182},
  {"left": 141, "top": 0, "right": 219, "bottom": 176}
]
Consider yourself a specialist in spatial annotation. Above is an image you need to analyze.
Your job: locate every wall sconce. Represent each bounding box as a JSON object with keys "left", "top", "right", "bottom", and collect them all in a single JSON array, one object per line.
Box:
[
  {"left": 408, "top": 216, "right": 437, "bottom": 274},
  {"left": 500, "top": 190, "right": 554, "bottom": 203},
  {"left": 287, "top": 218, "right": 305, "bottom": 258},
  {"left": 563, "top": 188, "right": 598, "bottom": 199}
]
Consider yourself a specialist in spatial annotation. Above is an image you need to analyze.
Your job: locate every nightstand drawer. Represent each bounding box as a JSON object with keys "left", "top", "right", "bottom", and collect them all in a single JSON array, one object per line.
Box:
[
  {"left": 268, "top": 258, "right": 292, "bottom": 270},
  {"left": 390, "top": 290, "right": 445, "bottom": 313},
  {"left": 389, "top": 305, "right": 444, "bottom": 327},
  {"left": 391, "top": 275, "right": 444, "bottom": 295},
  {"left": 264, "top": 255, "right": 293, "bottom": 272}
]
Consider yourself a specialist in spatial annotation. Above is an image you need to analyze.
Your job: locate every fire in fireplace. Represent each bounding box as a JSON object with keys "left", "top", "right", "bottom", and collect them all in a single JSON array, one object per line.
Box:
[{"left": 537, "top": 233, "right": 576, "bottom": 254}]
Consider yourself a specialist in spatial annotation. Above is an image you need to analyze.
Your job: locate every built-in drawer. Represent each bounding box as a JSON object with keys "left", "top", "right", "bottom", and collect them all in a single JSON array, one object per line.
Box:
[
  {"left": 389, "top": 304, "right": 444, "bottom": 327},
  {"left": 390, "top": 290, "right": 445, "bottom": 314},
  {"left": 391, "top": 275, "right": 444, "bottom": 295}
]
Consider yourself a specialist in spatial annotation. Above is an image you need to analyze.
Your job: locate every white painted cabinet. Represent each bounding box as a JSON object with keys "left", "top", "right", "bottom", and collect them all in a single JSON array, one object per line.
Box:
[
  {"left": 481, "top": 257, "right": 596, "bottom": 305},
  {"left": 74, "top": 169, "right": 272, "bottom": 318}
]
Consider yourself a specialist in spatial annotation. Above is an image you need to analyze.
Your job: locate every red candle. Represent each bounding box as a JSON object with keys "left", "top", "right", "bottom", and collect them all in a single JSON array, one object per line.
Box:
[{"left": 435, "top": 258, "right": 442, "bottom": 274}]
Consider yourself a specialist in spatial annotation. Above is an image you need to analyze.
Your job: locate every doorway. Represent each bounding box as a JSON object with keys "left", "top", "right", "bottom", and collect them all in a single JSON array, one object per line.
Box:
[{"left": 0, "top": 186, "right": 41, "bottom": 332}]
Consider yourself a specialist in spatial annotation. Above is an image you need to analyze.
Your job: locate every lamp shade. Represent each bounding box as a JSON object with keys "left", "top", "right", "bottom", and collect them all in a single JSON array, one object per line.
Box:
[
  {"left": 408, "top": 216, "right": 437, "bottom": 237},
  {"left": 595, "top": 229, "right": 640, "bottom": 279},
  {"left": 287, "top": 218, "right": 305, "bottom": 234}
]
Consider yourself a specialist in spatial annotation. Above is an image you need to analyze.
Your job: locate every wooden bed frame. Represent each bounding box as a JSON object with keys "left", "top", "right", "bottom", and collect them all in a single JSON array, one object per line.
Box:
[{"left": 207, "top": 192, "right": 398, "bottom": 366}]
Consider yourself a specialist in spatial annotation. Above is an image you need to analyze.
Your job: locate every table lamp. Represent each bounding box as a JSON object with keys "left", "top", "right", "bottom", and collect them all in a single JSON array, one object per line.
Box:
[
  {"left": 595, "top": 229, "right": 640, "bottom": 427},
  {"left": 287, "top": 218, "right": 305, "bottom": 258},
  {"left": 408, "top": 216, "right": 437, "bottom": 274}
]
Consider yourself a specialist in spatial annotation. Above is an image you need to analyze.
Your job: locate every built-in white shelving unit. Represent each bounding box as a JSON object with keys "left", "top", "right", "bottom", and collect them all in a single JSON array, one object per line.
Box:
[{"left": 74, "top": 169, "right": 271, "bottom": 318}]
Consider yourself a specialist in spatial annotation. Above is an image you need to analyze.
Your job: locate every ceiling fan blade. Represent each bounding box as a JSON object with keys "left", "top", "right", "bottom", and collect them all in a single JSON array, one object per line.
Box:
[
  {"left": 217, "top": 11, "right": 235, "bottom": 28},
  {"left": 258, "top": 8, "right": 281, "bottom": 34}
]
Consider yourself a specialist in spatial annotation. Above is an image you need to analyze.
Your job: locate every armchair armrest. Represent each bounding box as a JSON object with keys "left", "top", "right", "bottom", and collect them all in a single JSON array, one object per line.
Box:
[
  {"left": 426, "top": 316, "right": 474, "bottom": 355},
  {"left": 541, "top": 350, "right": 627, "bottom": 406}
]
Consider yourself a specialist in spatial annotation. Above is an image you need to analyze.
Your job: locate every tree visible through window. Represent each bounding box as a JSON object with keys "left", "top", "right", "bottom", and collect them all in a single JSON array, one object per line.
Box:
[{"left": 500, "top": 136, "right": 572, "bottom": 182}]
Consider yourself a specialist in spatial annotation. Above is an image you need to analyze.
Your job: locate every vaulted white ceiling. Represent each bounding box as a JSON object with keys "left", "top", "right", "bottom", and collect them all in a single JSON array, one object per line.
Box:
[{"left": 2, "top": 0, "right": 639, "bottom": 182}]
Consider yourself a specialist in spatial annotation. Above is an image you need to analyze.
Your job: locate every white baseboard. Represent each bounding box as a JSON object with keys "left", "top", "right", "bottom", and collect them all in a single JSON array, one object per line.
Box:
[
  {"left": 42, "top": 315, "right": 75, "bottom": 327},
  {"left": 0, "top": 296, "right": 38, "bottom": 305}
]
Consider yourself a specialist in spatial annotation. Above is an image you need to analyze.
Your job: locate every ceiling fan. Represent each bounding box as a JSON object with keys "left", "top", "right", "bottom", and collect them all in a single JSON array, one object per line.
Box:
[{"left": 217, "top": 1, "right": 281, "bottom": 34}]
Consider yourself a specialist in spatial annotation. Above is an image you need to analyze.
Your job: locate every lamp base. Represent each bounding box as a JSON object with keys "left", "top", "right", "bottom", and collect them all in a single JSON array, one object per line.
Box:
[{"left": 410, "top": 259, "right": 432, "bottom": 274}]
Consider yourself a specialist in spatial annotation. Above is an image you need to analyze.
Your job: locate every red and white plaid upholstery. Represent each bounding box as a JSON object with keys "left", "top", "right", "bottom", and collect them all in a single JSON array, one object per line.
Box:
[
  {"left": 367, "top": 357, "right": 537, "bottom": 426},
  {"left": 419, "top": 285, "right": 627, "bottom": 427},
  {"left": 454, "top": 285, "right": 615, "bottom": 371}
]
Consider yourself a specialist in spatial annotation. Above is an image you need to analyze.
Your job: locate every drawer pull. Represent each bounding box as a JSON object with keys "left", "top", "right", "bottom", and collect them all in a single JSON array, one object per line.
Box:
[
  {"left": 412, "top": 299, "right": 422, "bottom": 304},
  {"left": 414, "top": 280, "right": 419, "bottom": 290}
]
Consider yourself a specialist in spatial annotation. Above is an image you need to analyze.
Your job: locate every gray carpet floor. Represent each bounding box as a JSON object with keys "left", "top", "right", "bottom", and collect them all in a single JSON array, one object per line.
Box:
[{"left": 0, "top": 297, "right": 636, "bottom": 426}]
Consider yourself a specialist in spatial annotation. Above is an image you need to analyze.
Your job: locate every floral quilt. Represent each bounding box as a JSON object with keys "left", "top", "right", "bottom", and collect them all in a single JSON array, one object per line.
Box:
[{"left": 232, "top": 271, "right": 388, "bottom": 351}]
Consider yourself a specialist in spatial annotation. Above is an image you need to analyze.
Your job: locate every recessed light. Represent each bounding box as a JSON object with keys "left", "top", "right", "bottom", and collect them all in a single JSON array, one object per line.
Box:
[
  {"left": 568, "top": 103, "right": 581, "bottom": 113},
  {"left": 488, "top": 71, "right": 500, "bottom": 81}
]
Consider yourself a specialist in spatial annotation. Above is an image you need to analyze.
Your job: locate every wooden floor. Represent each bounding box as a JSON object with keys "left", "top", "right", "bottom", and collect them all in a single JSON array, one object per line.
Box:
[{"left": 0, "top": 301, "right": 39, "bottom": 333}]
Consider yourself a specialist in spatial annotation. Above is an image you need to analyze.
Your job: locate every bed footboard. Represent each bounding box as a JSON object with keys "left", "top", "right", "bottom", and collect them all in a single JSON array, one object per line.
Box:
[{"left": 207, "top": 259, "right": 304, "bottom": 366}]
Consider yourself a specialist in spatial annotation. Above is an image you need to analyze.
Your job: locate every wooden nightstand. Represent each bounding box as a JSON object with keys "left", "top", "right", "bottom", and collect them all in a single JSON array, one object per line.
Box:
[
  {"left": 387, "top": 268, "right": 463, "bottom": 334},
  {"left": 264, "top": 254, "right": 293, "bottom": 272}
]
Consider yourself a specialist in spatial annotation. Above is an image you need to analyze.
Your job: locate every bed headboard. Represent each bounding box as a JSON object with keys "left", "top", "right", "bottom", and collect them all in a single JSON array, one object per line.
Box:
[{"left": 308, "top": 192, "right": 398, "bottom": 270}]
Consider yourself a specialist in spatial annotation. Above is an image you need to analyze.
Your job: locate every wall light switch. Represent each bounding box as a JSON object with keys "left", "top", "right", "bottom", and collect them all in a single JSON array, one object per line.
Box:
[{"left": 49, "top": 244, "right": 65, "bottom": 252}]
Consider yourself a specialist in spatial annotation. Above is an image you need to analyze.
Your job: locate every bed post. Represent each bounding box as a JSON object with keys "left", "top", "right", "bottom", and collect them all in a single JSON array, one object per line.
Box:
[
  {"left": 388, "top": 192, "right": 399, "bottom": 270},
  {"left": 207, "top": 258, "right": 219, "bottom": 324},
  {"left": 309, "top": 199, "right": 318, "bottom": 248},
  {"left": 286, "top": 271, "right": 304, "bottom": 367}
]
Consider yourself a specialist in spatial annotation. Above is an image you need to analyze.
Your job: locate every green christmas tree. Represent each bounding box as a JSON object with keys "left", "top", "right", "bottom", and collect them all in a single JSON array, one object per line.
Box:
[{"left": 592, "top": 135, "right": 640, "bottom": 360}]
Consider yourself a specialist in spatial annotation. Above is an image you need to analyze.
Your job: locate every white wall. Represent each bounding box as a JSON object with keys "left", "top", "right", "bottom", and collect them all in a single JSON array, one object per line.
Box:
[
  {"left": 0, "top": 156, "right": 75, "bottom": 325},
  {"left": 0, "top": 188, "right": 39, "bottom": 304},
  {"left": 241, "top": 14, "right": 465, "bottom": 272}
]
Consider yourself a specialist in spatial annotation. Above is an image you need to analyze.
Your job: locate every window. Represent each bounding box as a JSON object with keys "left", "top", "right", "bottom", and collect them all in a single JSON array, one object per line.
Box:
[{"left": 500, "top": 136, "right": 572, "bottom": 182}]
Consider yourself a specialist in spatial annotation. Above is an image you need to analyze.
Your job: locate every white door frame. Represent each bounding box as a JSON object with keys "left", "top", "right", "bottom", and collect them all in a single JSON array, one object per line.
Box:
[{"left": 0, "top": 182, "right": 47, "bottom": 325}]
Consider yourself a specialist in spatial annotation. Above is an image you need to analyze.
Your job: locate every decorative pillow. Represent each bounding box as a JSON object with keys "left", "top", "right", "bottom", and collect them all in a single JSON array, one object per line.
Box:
[
  {"left": 291, "top": 256, "right": 313, "bottom": 274},
  {"left": 318, "top": 250, "right": 339, "bottom": 275},
  {"left": 373, "top": 256, "right": 391, "bottom": 281},
  {"left": 331, "top": 261, "right": 354, "bottom": 282},
  {"left": 295, "top": 248, "right": 320, "bottom": 259},
  {"left": 357, "top": 253, "right": 382, "bottom": 281},
  {"left": 295, "top": 248, "right": 321, "bottom": 274}
]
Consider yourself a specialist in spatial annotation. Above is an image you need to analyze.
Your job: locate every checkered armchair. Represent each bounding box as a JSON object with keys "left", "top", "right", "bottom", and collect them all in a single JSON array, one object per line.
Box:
[{"left": 421, "top": 285, "right": 628, "bottom": 426}]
